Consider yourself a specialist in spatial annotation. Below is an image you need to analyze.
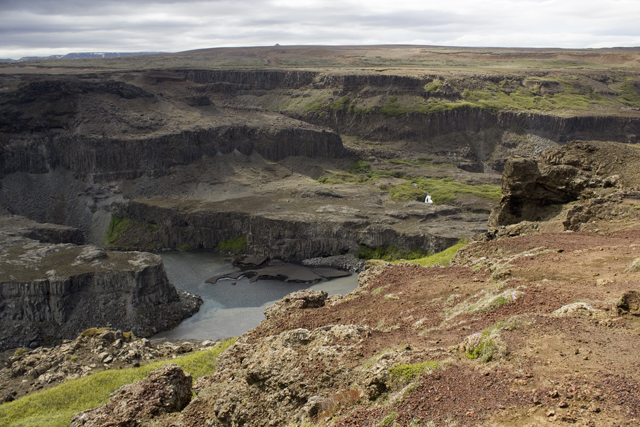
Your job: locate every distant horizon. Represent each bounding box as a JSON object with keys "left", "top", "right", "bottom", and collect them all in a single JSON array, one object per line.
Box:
[
  {"left": 2, "top": 0, "right": 640, "bottom": 60},
  {"left": 3, "top": 43, "right": 640, "bottom": 62}
]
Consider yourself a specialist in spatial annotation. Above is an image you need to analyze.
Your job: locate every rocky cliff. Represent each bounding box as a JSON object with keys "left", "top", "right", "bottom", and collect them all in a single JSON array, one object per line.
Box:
[
  {"left": 108, "top": 196, "right": 484, "bottom": 261},
  {"left": 489, "top": 140, "right": 640, "bottom": 227},
  {"left": 0, "top": 215, "right": 201, "bottom": 351}
]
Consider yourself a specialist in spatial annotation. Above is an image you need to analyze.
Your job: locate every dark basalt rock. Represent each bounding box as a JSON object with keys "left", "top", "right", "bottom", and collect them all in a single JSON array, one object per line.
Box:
[{"left": 0, "top": 215, "right": 202, "bottom": 351}]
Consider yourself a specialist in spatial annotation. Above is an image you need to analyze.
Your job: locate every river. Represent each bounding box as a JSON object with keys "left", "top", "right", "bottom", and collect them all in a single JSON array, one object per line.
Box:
[{"left": 152, "top": 251, "right": 360, "bottom": 341}]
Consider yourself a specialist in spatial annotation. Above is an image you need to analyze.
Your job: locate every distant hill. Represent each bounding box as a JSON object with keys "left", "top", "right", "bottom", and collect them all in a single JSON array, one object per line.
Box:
[{"left": 0, "top": 52, "right": 165, "bottom": 62}]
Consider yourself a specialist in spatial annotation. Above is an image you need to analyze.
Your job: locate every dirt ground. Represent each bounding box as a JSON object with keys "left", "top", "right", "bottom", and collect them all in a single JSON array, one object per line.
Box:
[{"left": 238, "top": 216, "right": 640, "bottom": 426}]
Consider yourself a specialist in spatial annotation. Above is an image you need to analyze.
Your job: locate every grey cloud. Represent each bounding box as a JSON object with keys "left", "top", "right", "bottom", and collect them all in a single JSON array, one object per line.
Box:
[{"left": 1, "top": 0, "right": 639, "bottom": 59}]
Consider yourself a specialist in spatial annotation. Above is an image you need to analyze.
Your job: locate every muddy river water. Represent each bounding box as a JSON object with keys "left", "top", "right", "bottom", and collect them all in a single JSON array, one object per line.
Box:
[{"left": 152, "top": 251, "right": 360, "bottom": 341}]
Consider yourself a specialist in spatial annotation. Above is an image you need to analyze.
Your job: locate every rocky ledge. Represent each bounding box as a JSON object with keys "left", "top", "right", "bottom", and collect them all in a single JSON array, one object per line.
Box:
[
  {"left": 0, "top": 215, "right": 202, "bottom": 351},
  {"left": 0, "top": 327, "right": 215, "bottom": 403}
]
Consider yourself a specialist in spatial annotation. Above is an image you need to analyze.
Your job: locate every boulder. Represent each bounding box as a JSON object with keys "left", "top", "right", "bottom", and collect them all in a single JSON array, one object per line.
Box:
[{"left": 70, "top": 364, "right": 192, "bottom": 427}]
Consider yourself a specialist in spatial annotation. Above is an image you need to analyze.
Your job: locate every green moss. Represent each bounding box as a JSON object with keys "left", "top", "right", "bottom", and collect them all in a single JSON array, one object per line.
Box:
[
  {"left": 389, "top": 361, "right": 438, "bottom": 383},
  {"left": 329, "top": 96, "right": 350, "bottom": 111},
  {"left": 394, "top": 177, "right": 502, "bottom": 204},
  {"left": 349, "top": 160, "right": 372, "bottom": 176},
  {"left": 216, "top": 236, "right": 247, "bottom": 254},
  {"left": 388, "top": 182, "right": 428, "bottom": 202},
  {"left": 378, "top": 411, "right": 398, "bottom": 427},
  {"left": 412, "top": 100, "right": 474, "bottom": 114},
  {"left": 465, "top": 323, "right": 506, "bottom": 362},
  {"left": 105, "top": 216, "right": 134, "bottom": 246},
  {"left": 371, "top": 286, "right": 386, "bottom": 296},
  {"left": 617, "top": 82, "right": 640, "bottom": 107},
  {"left": 79, "top": 327, "right": 111, "bottom": 337},
  {"left": 357, "top": 244, "right": 430, "bottom": 262},
  {"left": 380, "top": 97, "right": 406, "bottom": 116},
  {"left": 13, "top": 348, "right": 28, "bottom": 358},
  {"left": 405, "top": 239, "right": 468, "bottom": 267},
  {"left": 105, "top": 215, "right": 157, "bottom": 248},
  {"left": 0, "top": 339, "right": 235, "bottom": 427},
  {"left": 178, "top": 244, "right": 194, "bottom": 251},
  {"left": 423, "top": 80, "right": 442, "bottom": 92}
]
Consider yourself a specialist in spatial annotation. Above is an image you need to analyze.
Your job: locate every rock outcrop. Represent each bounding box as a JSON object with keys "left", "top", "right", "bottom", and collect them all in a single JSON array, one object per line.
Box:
[
  {"left": 0, "top": 215, "right": 201, "bottom": 351},
  {"left": 70, "top": 363, "right": 192, "bottom": 427},
  {"left": 0, "top": 328, "right": 213, "bottom": 401},
  {"left": 109, "top": 199, "right": 485, "bottom": 260},
  {"left": 489, "top": 140, "right": 640, "bottom": 227}
]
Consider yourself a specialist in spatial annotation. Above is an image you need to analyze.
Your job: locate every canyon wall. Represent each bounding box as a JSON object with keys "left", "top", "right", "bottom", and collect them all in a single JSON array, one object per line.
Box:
[
  {"left": 0, "top": 215, "right": 201, "bottom": 351},
  {"left": 112, "top": 201, "right": 472, "bottom": 261}
]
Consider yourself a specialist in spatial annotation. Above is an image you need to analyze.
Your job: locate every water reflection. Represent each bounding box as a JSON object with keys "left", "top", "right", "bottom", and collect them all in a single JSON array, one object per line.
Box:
[{"left": 152, "top": 251, "right": 359, "bottom": 341}]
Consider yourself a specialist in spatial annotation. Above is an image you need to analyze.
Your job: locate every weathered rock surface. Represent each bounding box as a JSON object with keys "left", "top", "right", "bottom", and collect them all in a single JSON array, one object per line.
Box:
[
  {"left": 0, "top": 215, "right": 201, "bottom": 351},
  {"left": 109, "top": 197, "right": 486, "bottom": 261},
  {"left": 489, "top": 140, "right": 640, "bottom": 228},
  {"left": 70, "top": 363, "right": 192, "bottom": 427},
  {"left": 0, "top": 328, "right": 213, "bottom": 401}
]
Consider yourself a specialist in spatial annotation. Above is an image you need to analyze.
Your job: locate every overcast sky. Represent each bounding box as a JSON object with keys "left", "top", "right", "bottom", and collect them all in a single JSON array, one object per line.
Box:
[{"left": 1, "top": 0, "right": 640, "bottom": 59}]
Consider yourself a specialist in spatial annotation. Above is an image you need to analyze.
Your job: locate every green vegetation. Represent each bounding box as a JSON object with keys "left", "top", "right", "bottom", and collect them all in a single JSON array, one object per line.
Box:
[
  {"left": 464, "top": 322, "right": 511, "bottom": 363},
  {"left": 371, "top": 286, "right": 386, "bottom": 296},
  {"left": 216, "top": 235, "right": 247, "bottom": 254},
  {"left": 0, "top": 339, "right": 235, "bottom": 427},
  {"left": 178, "top": 243, "right": 194, "bottom": 251},
  {"left": 388, "top": 158, "right": 454, "bottom": 168},
  {"left": 329, "top": 96, "right": 351, "bottom": 111},
  {"left": 349, "top": 160, "right": 372, "bottom": 176},
  {"left": 378, "top": 411, "right": 398, "bottom": 427},
  {"left": 105, "top": 216, "right": 157, "bottom": 247},
  {"left": 617, "top": 81, "right": 640, "bottom": 107},
  {"left": 105, "top": 216, "right": 134, "bottom": 246},
  {"left": 79, "top": 327, "right": 112, "bottom": 338},
  {"left": 381, "top": 97, "right": 406, "bottom": 116},
  {"left": 357, "top": 244, "right": 430, "bottom": 262},
  {"left": 389, "top": 361, "right": 438, "bottom": 383},
  {"left": 458, "top": 77, "right": 617, "bottom": 112},
  {"left": 423, "top": 80, "right": 442, "bottom": 92},
  {"left": 404, "top": 239, "right": 468, "bottom": 267},
  {"left": 465, "top": 330, "right": 496, "bottom": 362},
  {"left": 13, "top": 348, "right": 28, "bottom": 358},
  {"left": 388, "top": 177, "right": 501, "bottom": 204}
]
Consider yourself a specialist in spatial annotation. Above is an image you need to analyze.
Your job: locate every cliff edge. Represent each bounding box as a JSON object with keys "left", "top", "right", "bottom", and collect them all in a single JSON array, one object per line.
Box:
[{"left": 0, "top": 215, "right": 201, "bottom": 351}]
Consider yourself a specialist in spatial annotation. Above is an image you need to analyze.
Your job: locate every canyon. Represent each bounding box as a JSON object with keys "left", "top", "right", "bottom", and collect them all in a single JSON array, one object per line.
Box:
[{"left": 1, "top": 45, "right": 640, "bottom": 426}]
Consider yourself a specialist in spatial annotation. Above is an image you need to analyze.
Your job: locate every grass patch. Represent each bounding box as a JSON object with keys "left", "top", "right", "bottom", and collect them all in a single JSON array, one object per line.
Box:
[
  {"left": 378, "top": 411, "right": 398, "bottom": 427},
  {"left": 464, "top": 323, "right": 506, "bottom": 362},
  {"left": 404, "top": 239, "right": 468, "bottom": 267},
  {"left": 371, "top": 286, "right": 386, "bottom": 296},
  {"left": 389, "top": 177, "right": 501, "bottom": 204},
  {"left": 104, "top": 215, "right": 157, "bottom": 247},
  {"left": 617, "top": 81, "right": 640, "bottom": 107},
  {"left": 105, "top": 216, "right": 134, "bottom": 246},
  {"left": 349, "top": 160, "right": 372, "bottom": 176},
  {"left": 329, "top": 96, "right": 350, "bottom": 111},
  {"left": 389, "top": 361, "right": 438, "bottom": 383},
  {"left": 0, "top": 339, "right": 235, "bottom": 427},
  {"left": 79, "top": 327, "right": 112, "bottom": 338},
  {"left": 380, "top": 96, "right": 406, "bottom": 116},
  {"left": 216, "top": 236, "right": 247, "bottom": 254},
  {"left": 357, "top": 244, "right": 430, "bottom": 262},
  {"left": 423, "top": 80, "right": 442, "bottom": 92}
]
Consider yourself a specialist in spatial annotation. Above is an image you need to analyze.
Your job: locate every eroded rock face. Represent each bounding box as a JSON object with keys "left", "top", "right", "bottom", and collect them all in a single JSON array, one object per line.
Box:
[
  {"left": 489, "top": 140, "right": 640, "bottom": 227},
  {"left": 263, "top": 289, "right": 328, "bottom": 320},
  {"left": 195, "top": 324, "right": 372, "bottom": 427},
  {"left": 70, "top": 363, "right": 192, "bottom": 427},
  {"left": 0, "top": 215, "right": 201, "bottom": 351}
]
